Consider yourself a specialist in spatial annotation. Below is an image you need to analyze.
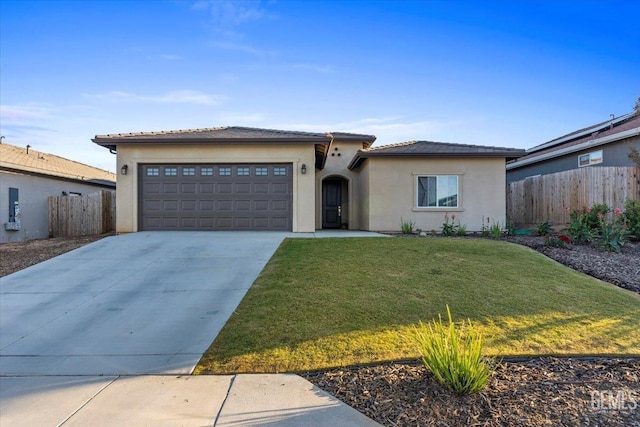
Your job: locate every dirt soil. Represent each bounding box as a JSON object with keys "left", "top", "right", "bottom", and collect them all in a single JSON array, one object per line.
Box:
[
  {"left": 0, "top": 234, "right": 111, "bottom": 277},
  {"left": 1, "top": 234, "right": 638, "bottom": 426}
]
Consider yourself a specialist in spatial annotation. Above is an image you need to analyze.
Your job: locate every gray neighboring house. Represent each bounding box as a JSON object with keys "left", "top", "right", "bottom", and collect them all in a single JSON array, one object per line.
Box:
[
  {"left": 0, "top": 142, "right": 116, "bottom": 242},
  {"left": 506, "top": 111, "right": 640, "bottom": 183}
]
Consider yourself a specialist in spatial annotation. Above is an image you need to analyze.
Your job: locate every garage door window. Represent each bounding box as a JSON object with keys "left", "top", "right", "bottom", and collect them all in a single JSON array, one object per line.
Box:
[
  {"left": 219, "top": 167, "right": 231, "bottom": 176},
  {"left": 183, "top": 167, "right": 195, "bottom": 176},
  {"left": 274, "top": 167, "right": 287, "bottom": 176},
  {"left": 237, "top": 167, "right": 250, "bottom": 176},
  {"left": 165, "top": 167, "right": 177, "bottom": 176},
  {"left": 255, "top": 167, "right": 268, "bottom": 176},
  {"left": 201, "top": 167, "right": 213, "bottom": 176},
  {"left": 146, "top": 167, "right": 160, "bottom": 176}
]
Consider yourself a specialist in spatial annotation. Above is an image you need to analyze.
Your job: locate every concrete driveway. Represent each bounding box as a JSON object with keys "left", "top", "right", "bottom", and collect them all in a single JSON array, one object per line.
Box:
[{"left": 0, "top": 231, "right": 286, "bottom": 375}]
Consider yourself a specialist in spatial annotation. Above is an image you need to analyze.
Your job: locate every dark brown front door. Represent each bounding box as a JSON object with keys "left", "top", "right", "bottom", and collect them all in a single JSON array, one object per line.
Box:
[{"left": 322, "top": 179, "right": 342, "bottom": 229}]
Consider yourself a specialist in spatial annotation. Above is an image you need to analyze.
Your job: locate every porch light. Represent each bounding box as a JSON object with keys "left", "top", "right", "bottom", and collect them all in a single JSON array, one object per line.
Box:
[
  {"left": 301, "top": 164, "right": 307, "bottom": 174},
  {"left": 121, "top": 164, "right": 128, "bottom": 175}
]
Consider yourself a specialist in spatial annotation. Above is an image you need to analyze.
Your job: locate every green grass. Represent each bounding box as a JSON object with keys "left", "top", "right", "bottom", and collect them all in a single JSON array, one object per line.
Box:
[{"left": 195, "top": 238, "right": 640, "bottom": 374}]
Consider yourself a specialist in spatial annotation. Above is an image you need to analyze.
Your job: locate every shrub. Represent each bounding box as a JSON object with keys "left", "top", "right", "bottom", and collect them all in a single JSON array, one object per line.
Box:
[
  {"left": 441, "top": 213, "right": 459, "bottom": 236},
  {"left": 585, "top": 203, "right": 610, "bottom": 233},
  {"left": 457, "top": 223, "right": 467, "bottom": 236},
  {"left": 624, "top": 199, "right": 640, "bottom": 240},
  {"left": 596, "top": 210, "right": 628, "bottom": 253},
  {"left": 400, "top": 217, "right": 416, "bottom": 234},
  {"left": 568, "top": 207, "right": 594, "bottom": 244},
  {"left": 413, "top": 305, "right": 495, "bottom": 395},
  {"left": 536, "top": 221, "right": 552, "bottom": 236}
]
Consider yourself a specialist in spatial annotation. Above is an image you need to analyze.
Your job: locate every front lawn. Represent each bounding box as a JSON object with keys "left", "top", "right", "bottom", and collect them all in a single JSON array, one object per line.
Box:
[{"left": 195, "top": 238, "right": 640, "bottom": 374}]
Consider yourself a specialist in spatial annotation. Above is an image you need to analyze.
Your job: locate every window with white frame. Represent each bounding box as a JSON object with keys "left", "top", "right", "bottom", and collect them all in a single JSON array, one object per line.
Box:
[
  {"left": 578, "top": 150, "right": 603, "bottom": 167},
  {"left": 417, "top": 175, "right": 459, "bottom": 208}
]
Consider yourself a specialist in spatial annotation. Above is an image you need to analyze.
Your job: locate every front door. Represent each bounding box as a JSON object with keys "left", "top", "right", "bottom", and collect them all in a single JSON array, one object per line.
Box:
[{"left": 322, "top": 179, "right": 342, "bottom": 229}]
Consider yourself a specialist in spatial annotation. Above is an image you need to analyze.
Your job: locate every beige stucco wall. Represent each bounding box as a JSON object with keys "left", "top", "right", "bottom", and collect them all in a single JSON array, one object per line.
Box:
[
  {"left": 115, "top": 143, "right": 316, "bottom": 233},
  {"left": 315, "top": 140, "right": 366, "bottom": 230},
  {"left": 357, "top": 157, "right": 508, "bottom": 232}
]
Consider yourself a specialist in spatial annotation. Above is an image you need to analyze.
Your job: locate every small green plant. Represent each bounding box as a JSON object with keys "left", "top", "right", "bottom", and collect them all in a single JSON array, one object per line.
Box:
[
  {"left": 481, "top": 216, "right": 490, "bottom": 237},
  {"left": 536, "top": 221, "right": 552, "bottom": 236},
  {"left": 413, "top": 305, "right": 495, "bottom": 395},
  {"left": 596, "top": 210, "right": 628, "bottom": 253},
  {"left": 505, "top": 219, "right": 516, "bottom": 236},
  {"left": 623, "top": 199, "right": 640, "bottom": 240},
  {"left": 400, "top": 217, "right": 416, "bottom": 235},
  {"left": 441, "top": 213, "right": 459, "bottom": 236},
  {"left": 585, "top": 203, "right": 611, "bottom": 233},
  {"left": 489, "top": 220, "right": 503, "bottom": 238},
  {"left": 568, "top": 207, "right": 594, "bottom": 244},
  {"left": 456, "top": 223, "right": 467, "bottom": 236},
  {"left": 545, "top": 235, "right": 567, "bottom": 248}
]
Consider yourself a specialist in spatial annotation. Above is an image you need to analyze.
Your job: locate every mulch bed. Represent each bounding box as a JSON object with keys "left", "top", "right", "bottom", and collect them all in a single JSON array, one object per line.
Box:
[
  {"left": 0, "top": 234, "right": 111, "bottom": 278},
  {"left": 304, "top": 358, "right": 640, "bottom": 426}
]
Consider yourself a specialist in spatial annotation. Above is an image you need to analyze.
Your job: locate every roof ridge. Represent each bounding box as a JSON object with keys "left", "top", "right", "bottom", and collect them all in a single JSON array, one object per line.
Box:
[
  {"left": 96, "top": 126, "right": 229, "bottom": 138},
  {"left": 364, "top": 140, "right": 417, "bottom": 152}
]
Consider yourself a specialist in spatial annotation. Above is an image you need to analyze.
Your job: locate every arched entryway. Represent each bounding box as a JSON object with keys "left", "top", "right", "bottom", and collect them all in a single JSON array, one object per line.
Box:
[{"left": 322, "top": 176, "right": 349, "bottom": 229}]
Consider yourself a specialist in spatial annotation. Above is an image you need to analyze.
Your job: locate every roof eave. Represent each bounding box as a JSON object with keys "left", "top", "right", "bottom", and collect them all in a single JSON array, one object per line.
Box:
[
  {"left": 348, "top": 150, "right": 526, "bottom": 170},
  {"left": 507, "top": 127, "right": 640, "bottom": 170}
]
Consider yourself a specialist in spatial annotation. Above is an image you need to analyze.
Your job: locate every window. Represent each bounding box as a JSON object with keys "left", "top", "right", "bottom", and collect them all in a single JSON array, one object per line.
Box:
[
  {"left": 417, "top": 175, "right": 459, "bottom": 208},
  {"left": 578, "top": 150, "right": 603, "bottom": 167},
  {"left": 8, "top": 188, "right": 18, "bottom": 222},
  {"left": 146, "top": 167, "right": 160, "bottom": 176},
  {"left": 164, "top": 167, "right": 177, "bottom": 176},
  {"left": 201, "top": 167, "right": 213, "bottom": 176},
  {"left": 237, "top": 167, "right": 250, "bottom": 176},
  {"left": 219, "top": 167, "right": 231, "bottom": 176},
  {"left": 273, "top": 167, "right": 287, "bottom": 176},
  {"left": 255, "top": 167, "right": 268, "bottom": 176},
  {"left": 182, "top": 167, "right": 195, "bottom": 176}
]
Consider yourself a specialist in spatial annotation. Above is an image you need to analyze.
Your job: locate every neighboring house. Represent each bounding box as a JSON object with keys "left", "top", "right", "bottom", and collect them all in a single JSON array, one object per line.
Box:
[
  {"left": 92, "top": 127, "right": 524, "bottom": 233},
  {"left": 0, "top": 142, "right": 116, "bottom": 242},
  {"left": 506, "top": 111, "right": 640, "bottom": 183}
]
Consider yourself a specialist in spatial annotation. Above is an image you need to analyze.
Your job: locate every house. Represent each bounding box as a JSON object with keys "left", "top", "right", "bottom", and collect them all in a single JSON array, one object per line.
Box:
[
  {"left": 92, "top": 127, "right": 524, "bottom": 233},
  {"left": 506, "top": 111, "right": 640, "bottom": 183},
  {"left": 0, "top": 142, "right": 116, "bottom": 242}
]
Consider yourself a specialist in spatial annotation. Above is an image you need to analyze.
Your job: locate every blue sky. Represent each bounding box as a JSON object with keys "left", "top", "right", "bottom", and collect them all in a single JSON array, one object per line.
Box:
[{"left": 1, "top": 0, "right": 638, "bottom": 173}]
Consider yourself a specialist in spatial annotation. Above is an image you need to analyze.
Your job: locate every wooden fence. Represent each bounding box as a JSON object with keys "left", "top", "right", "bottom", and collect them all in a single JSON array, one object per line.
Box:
[
  {"left": 49, "top": 190, "right": 116, "bottom": 237},
  {"left": 507, "top": 166, "right": 640, "bottom": 227}
]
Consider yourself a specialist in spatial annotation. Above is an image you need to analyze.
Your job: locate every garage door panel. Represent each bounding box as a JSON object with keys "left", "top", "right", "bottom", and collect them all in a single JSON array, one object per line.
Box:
[
  {"left": 163, "top": 183, "right": 179, "bottom": 193},
  {"left": 181, "top": 183, "right": 197, "bottom": 193},
  {"left": 140, "top": 163, "right": 292, "bottom": 231}
]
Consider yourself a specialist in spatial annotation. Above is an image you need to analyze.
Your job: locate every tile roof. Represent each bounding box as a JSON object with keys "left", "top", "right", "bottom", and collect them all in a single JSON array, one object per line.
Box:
[
  {"left": 509, "top": 112, "right": 640, "bottom": 168},
  {"left": 348, "top": 140, "right": 526, "bottom": 169},
  {"left": 0, "top": 142, "right": 116, "bottom": 185},
  {"left": 93, "top": 126, "right": 376, "bottom": 150}
]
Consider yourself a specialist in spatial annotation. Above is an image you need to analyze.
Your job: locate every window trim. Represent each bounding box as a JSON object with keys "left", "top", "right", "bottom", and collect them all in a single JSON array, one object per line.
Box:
[{"left": 414, "top": 174, "right": 461, "bottom": 209}]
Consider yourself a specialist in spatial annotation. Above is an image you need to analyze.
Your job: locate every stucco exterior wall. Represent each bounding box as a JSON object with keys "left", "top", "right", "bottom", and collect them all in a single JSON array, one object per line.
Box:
[
  {"left": 315, "top": 140, "right": 366, "bottom": 229},
  {"left": 0, "top": 170, "right": 112, "bottom": 242},
  {"left": 115, "top": 143, "right": 316, "bottom": 233},
  {"left": 357, "top": 157, "right": 508, "bottom": 232},
  {"left": 507, "top": 137, "right": 640, "bottom": 183}
]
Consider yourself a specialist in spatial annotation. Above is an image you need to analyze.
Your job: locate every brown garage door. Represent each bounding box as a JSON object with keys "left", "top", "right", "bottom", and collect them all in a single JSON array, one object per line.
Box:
[{"left": 140, "top": 164, "right": 292, "bottom": 231}]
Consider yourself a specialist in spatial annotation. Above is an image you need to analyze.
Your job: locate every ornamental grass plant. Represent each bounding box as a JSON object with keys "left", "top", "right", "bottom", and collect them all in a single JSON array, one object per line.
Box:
[{"left": 413, "top": 305, "right": 495, "bottom": 395}]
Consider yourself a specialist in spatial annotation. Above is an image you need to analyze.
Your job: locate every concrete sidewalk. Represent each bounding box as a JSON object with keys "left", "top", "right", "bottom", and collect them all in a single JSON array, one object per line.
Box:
[{"left": 0, "top": 374, "right": 380, "bottom": 426}]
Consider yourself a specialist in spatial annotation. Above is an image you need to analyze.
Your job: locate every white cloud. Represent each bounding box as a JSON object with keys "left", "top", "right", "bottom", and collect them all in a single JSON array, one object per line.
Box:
[
  {"left": 212, "top": 40, "right": 274, "bottom": 57},
  {"left": 286, "top": 116, "right": 475, "bottom": 146},
  {"left": 83, "top": 90, "right": 225, "bottom": 106},
  {"left": 192, "top": 0, "right": 266, "bottom": 27},
  {"left": 0, "top": 103, "right": 56, "bottom": 123}
]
